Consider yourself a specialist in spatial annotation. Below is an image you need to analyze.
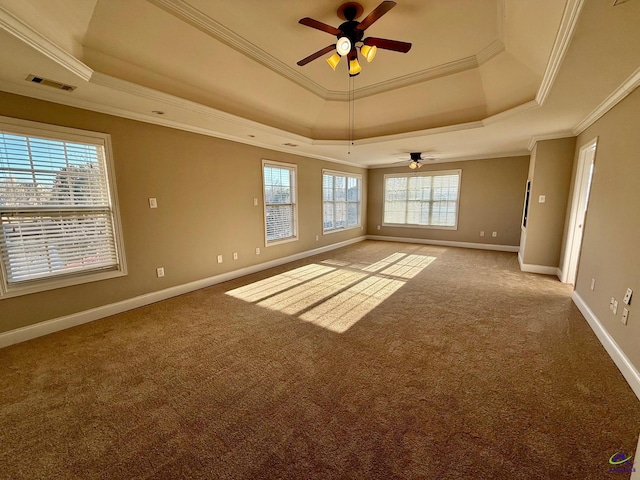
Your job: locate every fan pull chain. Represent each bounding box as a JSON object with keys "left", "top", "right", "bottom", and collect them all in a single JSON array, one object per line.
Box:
[{"left": 348, "top": 75, "right": 355, "bottom": 155}]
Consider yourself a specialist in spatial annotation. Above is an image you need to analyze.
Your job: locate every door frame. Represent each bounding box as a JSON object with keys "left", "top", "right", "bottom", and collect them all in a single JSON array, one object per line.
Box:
[{"left": 561, "top": 137, "right": 597, "bottom": 284}]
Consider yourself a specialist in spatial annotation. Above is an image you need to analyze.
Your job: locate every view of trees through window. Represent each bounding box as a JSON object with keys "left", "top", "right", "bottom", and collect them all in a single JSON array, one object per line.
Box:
[
  {"left": 384, "top": 171, "right": 460, "bottom": 227},
  {"left": 0, "top": 132, "right": 119, "bottom": 286},
  {"left": 323, "top": 172, "right": 360, "bottom": 232},
  {"left": 263, "top": 163, "right": 296, "bottom": 243}
]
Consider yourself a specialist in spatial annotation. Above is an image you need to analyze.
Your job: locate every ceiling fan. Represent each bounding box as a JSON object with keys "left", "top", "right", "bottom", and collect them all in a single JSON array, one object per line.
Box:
[
  {"left": 396, "top": 152, "right": 437, "bottom": 169},
  {"left": 297, "top": 1, "right": 412, "bottom": 76}
]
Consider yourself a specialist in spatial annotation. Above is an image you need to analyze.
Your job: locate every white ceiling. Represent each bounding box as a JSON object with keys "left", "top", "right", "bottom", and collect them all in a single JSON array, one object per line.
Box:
[{"left": 0, "top": 0, "right": 639, "bottom": 167}]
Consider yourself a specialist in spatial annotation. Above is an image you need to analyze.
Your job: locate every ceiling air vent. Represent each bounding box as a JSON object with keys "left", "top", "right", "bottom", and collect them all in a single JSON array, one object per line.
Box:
[
  {"left": 26, "top": 75, "right": 77, "bottom": 92},
  {"left": 282, "top": 143, "right": 299, "bottom": 147}
]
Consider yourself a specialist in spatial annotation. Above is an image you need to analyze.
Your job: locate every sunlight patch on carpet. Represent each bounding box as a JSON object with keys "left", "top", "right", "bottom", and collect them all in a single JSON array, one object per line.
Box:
[
  {"left": 226, "top": 264, "right": 335, "bottom": 302},
  {"left": 225, "top": 252, "right": 436, "bottom": 333},
  {"left": 300, "top": 275, "right": 405, "bottom": 333}
]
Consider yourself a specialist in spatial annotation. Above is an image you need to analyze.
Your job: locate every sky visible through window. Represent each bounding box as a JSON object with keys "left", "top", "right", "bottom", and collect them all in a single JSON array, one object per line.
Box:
[{"left": 0, "top": 132, "right": 103, "bottom": 208}]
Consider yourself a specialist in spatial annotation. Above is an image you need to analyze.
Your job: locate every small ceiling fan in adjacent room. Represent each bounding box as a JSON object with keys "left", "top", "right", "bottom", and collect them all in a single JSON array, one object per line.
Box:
[
  {"left": 396, "top": 152, "right": 438, "bottom": 169},
  {"left": 297, "top": 1, "right": 412, "bottom": 76}
]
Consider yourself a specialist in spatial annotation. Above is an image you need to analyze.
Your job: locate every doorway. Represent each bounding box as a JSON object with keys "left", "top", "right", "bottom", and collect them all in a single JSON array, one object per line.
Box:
[{"left": 561, "top": 138, "right": 597, "bottom": 285}]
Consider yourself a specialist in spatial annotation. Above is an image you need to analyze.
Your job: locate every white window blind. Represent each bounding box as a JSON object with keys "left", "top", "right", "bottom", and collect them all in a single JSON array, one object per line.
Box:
[
  {"left": 263, "top": 161, "right": 297, "bottom": 245},
  {"left": 323, "top": 170, "right": 361, "bottom": 233},
  {"left": 0, "top": 121, "right": 124, "bottom": 295},
  {"left": 383, "top": 170, "right": 461, "bottom": 228}
]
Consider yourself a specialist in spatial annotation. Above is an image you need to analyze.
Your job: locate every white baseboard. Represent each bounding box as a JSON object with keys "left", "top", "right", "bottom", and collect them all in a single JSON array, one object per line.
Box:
[
  {"left": 517, "top": 251, "right": 560, "bottom": 276},
  {"left": 366, "top": 235, "right": 519, "bottom": 252},
  {"left": 0, "top": 236, "right": 366, "bottom": 349},
  {"left": 631, "top": 434, "right": 640, "bottom": 479},
  {"left": 573, "top": 291, "right": 640, "bottom": 402}
]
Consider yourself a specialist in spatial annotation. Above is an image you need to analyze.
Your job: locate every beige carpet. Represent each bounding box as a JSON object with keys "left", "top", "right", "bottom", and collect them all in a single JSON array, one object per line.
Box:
[{"left": 1, "top": 241, "right": 638, "bottom": 479}]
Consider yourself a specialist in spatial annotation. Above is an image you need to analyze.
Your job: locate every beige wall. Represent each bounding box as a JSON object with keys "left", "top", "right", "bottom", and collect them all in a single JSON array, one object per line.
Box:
[
  {"left": 521, "top": 137, "right": 576, "bottom": 267},
  {"left": 573, "top": 86, "right": 640, "bottom": 372},
  {"left": 367, "top": 157, "right": 529, "bottom": 246},
  {"left": 0, "top": 92, "right": 367, "bottom": 333}
]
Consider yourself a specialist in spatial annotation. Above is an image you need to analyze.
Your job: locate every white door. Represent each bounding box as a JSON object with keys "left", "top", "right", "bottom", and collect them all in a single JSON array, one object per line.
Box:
[{"left": 562, "top": 139, "right": 596, "bottom": 285}]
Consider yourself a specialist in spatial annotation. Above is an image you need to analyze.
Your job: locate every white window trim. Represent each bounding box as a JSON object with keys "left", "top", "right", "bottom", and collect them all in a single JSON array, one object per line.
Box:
[
  {"left": 322, "top": 169, "right": 362, "bottom": 235},
  {"left": 382, "top": 169, "right": 462, "bottom": 230},
  {"left": 262, "top": 159, "right": 298, "bottom": 247},
  {"left": 0, "top": 116, "right": 127, "bottom": 298}
]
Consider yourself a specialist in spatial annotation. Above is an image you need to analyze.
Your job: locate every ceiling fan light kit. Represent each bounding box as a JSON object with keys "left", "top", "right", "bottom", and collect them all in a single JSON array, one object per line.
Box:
[
  {"left": 348, "top": 54, "right": 362, "bottom": 76},
  {"left": 336, "top": 37, "right": 353, "bottom": 56},
  {"left": 297, "top": 1, "right": 411, "bottom": 77},
  {"left": 326, "top": 53, "right": 341, "bottom": 70},
  {"left": 360, "top": 44, "right": 377, "bottom": 62}
]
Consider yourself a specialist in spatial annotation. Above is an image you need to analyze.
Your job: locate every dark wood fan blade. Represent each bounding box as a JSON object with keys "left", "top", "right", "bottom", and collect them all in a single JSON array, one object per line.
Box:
[
  {"left": 299, "top": 17, "right": 342, "bottom": 36},
  {"left": 297, "top": 44, "right": 336, "bottom": 66},
  {"left": 364, "top": 37, "right": 412, "bottom": 53},
  {"left": 356, "top": 1, "right": 396, "bottom": 31}
]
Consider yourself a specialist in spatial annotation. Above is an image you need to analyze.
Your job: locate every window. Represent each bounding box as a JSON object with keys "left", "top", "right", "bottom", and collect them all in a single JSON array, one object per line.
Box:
[
  {"left": 0, "top": 116, "right": 126, "bottom": 297},
  {"left": 262, "top": 160, "right": 297, "bottom": 245},
  {"left": 383, "top": 170, "right": 461, "bottom": 229},
  {"left": 323, "top": 170, "right": 361, "bottom": 233}
]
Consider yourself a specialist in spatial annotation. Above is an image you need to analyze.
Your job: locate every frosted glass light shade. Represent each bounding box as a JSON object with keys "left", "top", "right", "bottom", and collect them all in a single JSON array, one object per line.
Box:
[{"left": 336, "top": 37, "right": 352, "bottom": 56}]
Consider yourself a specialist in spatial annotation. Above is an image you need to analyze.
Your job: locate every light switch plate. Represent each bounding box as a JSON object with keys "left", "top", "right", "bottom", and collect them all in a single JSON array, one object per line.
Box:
[
  {"left": 623, "top": 288, "right": 633, "bottom": 305},
  {"left": 149, "top": 197, "right": 158, "bottom": 208}
]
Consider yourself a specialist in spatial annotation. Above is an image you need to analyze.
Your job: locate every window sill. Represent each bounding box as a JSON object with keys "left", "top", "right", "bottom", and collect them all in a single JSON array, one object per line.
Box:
[
  {"left": 265, "top": 236, "right": 299, "bottom": 247},
  {"left": 323, "top": 224, "right": 361, "bottom": 235},
  {"left": 0, "top": 268, "right": 127, "bottom": 299},
  {"left": 381, "top": 223, "right": 458, "bottom": 231}
]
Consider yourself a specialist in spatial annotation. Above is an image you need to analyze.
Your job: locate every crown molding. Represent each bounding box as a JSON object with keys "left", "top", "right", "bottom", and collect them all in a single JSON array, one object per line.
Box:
[
  {"left": 326, "top": 56, "right": 480, "bottom": 101},
  {"left": 0, "top": 5, "right": 93, "bottom": 81},
  {"left": 527, "top": 131, "right": 575, "bottom": 151},
  {"left": 89, "top": 72, "right": 311, "bottom": 141},
  {"left": 346, "top": 121, "right": 486, "bottom": 146},
  {"left": 573, "top": 66, "right": 640, "bottom": 135},
  {"left": 482, "top": 99, "right": 540, "bottom": 126},
  {"left": 146, "top": 0, "right": 508, "bottom": 103},
  {"left": 0, "top": 76, "right": 366, "bottom": 168},
  {"left": 146, "top": 0, "right": 327, "bottom": 98},
  {"left": 368, "top": 150, "right": 530, "bottom": 168},
  {"left": 476, "top": 39, "right": 505, "bottom": 65},
  {"left": 535, "top": 0, "right": 585, "bottom": 106}
]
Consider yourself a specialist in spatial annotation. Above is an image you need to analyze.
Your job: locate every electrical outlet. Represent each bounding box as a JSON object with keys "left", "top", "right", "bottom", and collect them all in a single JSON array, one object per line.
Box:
[
  {"left": 613, "top": 300, "right": 618, "bottom": 315},
  {"left": 538, "top": 195, "right": 546, "bottom": 203},
  {"left": 253, "top": 197, "right": 258, "bottom": 206},
  {"left": 156, "top": 267, "right": 164, "bottom": 278},
  {"left": 621, "top": 308, "right": 629, "bottom": 325},
  {"left": 480, "top": 231, "right": 485, "bottom": 237},
  {"left": 377, "top": 225, "right": 381, "bottom": 230},
  {"left": 315, "top": 235, "right": 319, "bottom": 241},
  {"left": 590, "top": 278, "right": 596, "bottom": 291},
  {"left": 255, "top": 247, "right": 261, "bottom": 255},
  {"left": 233, "top": 252, "right": 238, "bottom": 260},
  {"left": 623, "top": 288, "right": 633, "bottom": 305},
  {"left": 492, "top": 231, "right": 497, "bottom": 237},
  {"left": 217, "top": 255, "right": 223, "bottom": 264},
  {"left": 149, "top": 197, "right": 158, "bottom": 208}
]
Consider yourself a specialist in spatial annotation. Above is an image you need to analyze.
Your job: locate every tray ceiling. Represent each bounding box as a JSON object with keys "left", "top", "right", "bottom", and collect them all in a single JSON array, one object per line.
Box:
[{"left": 0, "top": 0, "right": 639, "bottom": 166}]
